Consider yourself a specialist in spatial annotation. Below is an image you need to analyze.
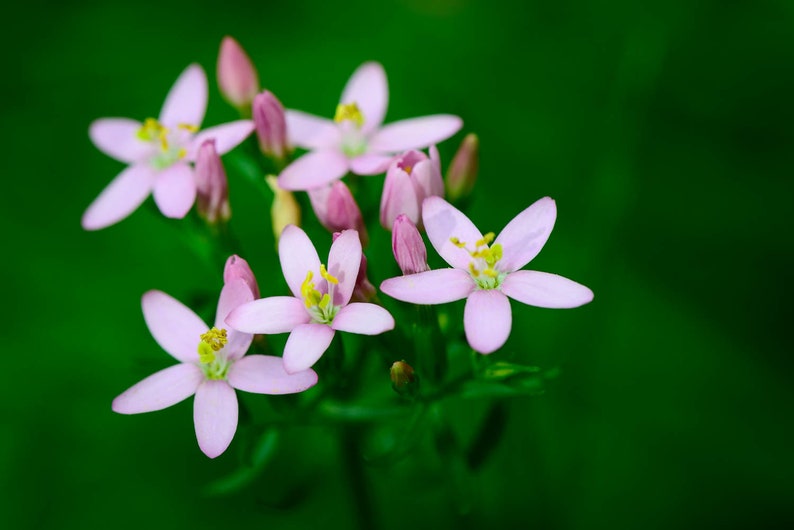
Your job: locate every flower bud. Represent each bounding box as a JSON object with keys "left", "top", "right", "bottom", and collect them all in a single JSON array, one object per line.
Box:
[
  {"left": 223, "top": 255, "right": 260, "bottom": 299},
  {"left": 266, "top": 176, "right": 301, "bottom": 243},
  {"left": 333, "top": 231, "right": 376, "bottom": 302},
  {"left": 217, "top": 36, "right": 260, "bottom": 111},
  {"left": 380, "top": 147, "right": 443, "bottom": 230},
  {"left": 194, "top": 139, "right": 230, "bottom": 224},
  {"left": 253, "top": 90, "right": 289, "bottom": 163},
  {"left": 390, "top": 360, "right": 418, "bottom": 397},
  {"left": 308, "top": 181, "right": 368, "bottom": 246},
  {"left": 445, "top": 133, "right": 479, "bottom": 201},
  {"left": 392, "top": 214, "right": 429, "bottom": 275}
]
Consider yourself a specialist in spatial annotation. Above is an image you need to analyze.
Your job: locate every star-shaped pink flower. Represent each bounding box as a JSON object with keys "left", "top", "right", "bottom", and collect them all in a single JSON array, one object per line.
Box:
[
  {"left": 277, "top": 62, "right": 462, "bottom": 191},
  {"left": 226, "top": 226, "right": 395, "bottom": 373},
  {"left": 83, "top": 64, "right": 254, "bottom": 230},
  {"left": 380, "top": 197, "right": 594, "bottom": 354},
  {"left": 112, "top": 279, "right": 318, "bottom": 458}
]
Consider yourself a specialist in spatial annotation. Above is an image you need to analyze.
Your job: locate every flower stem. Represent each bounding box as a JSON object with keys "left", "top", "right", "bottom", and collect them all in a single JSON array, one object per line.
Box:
[{"left": 341, "top": 427, "right": 377, "bottom": 530}]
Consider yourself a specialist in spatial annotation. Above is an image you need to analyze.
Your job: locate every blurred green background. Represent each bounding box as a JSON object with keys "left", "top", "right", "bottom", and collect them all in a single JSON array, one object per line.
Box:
[{"left": 2, "top": 0, "right": 793, "bottom": 528}]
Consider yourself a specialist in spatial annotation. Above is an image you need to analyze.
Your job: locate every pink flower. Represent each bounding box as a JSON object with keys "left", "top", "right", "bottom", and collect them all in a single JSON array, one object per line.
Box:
[
  {"left": 380, "top": 146, "right": 443, "bottom": 230},
  {"left": 83, "top": 64, "right": 254, "bottom": 230},
  {"left": 194, "top": 139, "right": 230, "bottom": 224},
  {"left": 278, "top": 62, "right": 462, "bottom": 191},
  {"left": 380, "top": 197, "right": 594, "bottom": 354},
  {"left": 392, "top": 214, "right": 430, "bottom": 275},
  {"left": 253, "top": 90, "right": 289, "bottom": 161},
  {"left": 112, "top": 280, "right": 318, "bottom": 458},
  {"left": 226, "top": 226, "right": 395, "bottom": 373},
  {"left": 308, "top": 180, "right": 368, "bottom": 246}
]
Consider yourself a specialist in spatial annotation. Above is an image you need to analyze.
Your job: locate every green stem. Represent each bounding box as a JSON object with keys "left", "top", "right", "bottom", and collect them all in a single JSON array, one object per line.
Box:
[{"left": 341, "top": 427, "right": 377, "bottom": 530}]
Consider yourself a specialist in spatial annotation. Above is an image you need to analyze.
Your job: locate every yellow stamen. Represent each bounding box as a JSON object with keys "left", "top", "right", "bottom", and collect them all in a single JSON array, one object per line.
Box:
[
  {"left": 403, "top": 165, "right": 413, "bottom": 174},
  {"left": 198, "top": 327, "right": 228, "bottom": 364},
  {"left": 475, "top": 232, "right": 495, "bottom": 247},
  {"left": 482, "top": 268, "right": 499, "bottom": 278},
  {"left": 469, "top": 262, "right": 480, "bottom": 277},
  {"left": 177, "top": 147, "right": 187, "bottom": 159},
  {"left": 334, "top": 102, "right": 364, "bottom": 127},
  {"left": 320, "top": 264, "right": 339, "bottom": 284},
  {"left": 178, "top": 123, "right": 199, "bottom": 133},
  {"left": 319, "top": 293, "right": 331, "bottom": 309},
  {"left": 449, "top": 237, "right": 467, "bottom": 248}
]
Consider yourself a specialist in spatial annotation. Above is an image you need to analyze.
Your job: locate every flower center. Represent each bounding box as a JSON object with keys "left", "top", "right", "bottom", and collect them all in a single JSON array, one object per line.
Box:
[
  {"left": 198, "top": 327, "right": 230, "bottom": 380},
  {"left": 137, "top": 118, "right": 198, "bottom": 170},
  {"left": 334, "top": 102, "right": 368, "bottom": 158},
  {"left": 300, "top": 264, "right": 341, "bottom": 324},
  {"left": 450, "top": 232, "right": 506, "bottom": 290}
]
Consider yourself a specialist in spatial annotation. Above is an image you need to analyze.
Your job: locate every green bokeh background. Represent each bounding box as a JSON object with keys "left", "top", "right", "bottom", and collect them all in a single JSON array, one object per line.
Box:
[{"left": 3, "top": 0, "right": 793, "bottom": 528}]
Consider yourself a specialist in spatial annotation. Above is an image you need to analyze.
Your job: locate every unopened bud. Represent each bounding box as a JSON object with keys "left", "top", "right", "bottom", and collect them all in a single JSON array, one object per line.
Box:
[
  {"left": 392, "top": 214, "right": 429, "bottom": 275},
  {"left": 266, "top": 176, "right": 301, "bottom": 243},
  {"left": 253, "top": 90, "right": 289, "bottom": 163},
  {"left": 194, "top": 139, "right": 230, "bottom": 224},
  {"left": 309, "top": 181, "right": 368, "bottom": 246},
  {"left": 223, "top": 255, "right": 260, "bottom": 299},
  {"left": 217, "top": 36, "right": 260, "bottom": 111},
  {"left": 445, "top": 133, "right": 479, "bottom": 201},
  {"left": 390, "top": 360, "right": 418, "bottom": 397},
  {"left": 380, "top": 148, "right": 443, "bottom": 230},
  {"left": 333, "top": 231, "right": 376, "bottom": 302}
]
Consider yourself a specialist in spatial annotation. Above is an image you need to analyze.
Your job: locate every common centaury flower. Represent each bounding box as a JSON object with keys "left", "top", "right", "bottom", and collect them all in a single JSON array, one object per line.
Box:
[
  {"left": 277, "top": 62, "right": 462, "bottom": 191},
  {"left": 83, "top": 64, "right": 254, "bottom": 230},
  {"left": 112, "top": 278, "right": 318, "bottom": 458},
  {"left": 380, "top": 197, "right": 593, "bottom": 354},
  {"left": 226, "top": 226, "right": 395, "bottom": 373}
]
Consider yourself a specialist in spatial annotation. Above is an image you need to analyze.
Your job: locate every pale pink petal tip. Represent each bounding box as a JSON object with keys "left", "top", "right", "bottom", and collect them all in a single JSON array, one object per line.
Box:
[
  {"left": 332, "top": 303, "right": 394, "bottom": 335},
  {"left": 464, "top": 290, "right": 512, "bottom": 354},
  {"left": 380, "top": 268, "right": 473, "bottom": 305},
  {"left": 341, "top": 61, "right": 388, "bottom": 134},
  {"left": 495, "top": 197, "right": 557, "bottom": 272},
  {"left": 228, "top": 355, "right": 319, "bottom": 394},
  {"left": 141, "top": 290, "right": 207, "bottom": 363},
  {"left": 194, "top": 381, "right": 238, "bottom": 458},
  {"left": 152, "top": 163, "right": 196, "bottom": 218},
  {"left": 217, "top": 36, "right": 260, "bottom": 108},
  {"left": 278, "top": 150, "right": 350, "bottom": 191},
  {"left": 501, "top": 270, "right": 594, "bottom": 309},
  {"left": 283, "top": 324, "right": 335, "bottom": 373},
  {"left": 159, "top": 64, "right": 208, "bottom": 129},
  {"left": 81, "top": 164, "right": 155, "bottom": 231},
  {"left": 112, "top": 364, "right": 204, "bottom": 414}
]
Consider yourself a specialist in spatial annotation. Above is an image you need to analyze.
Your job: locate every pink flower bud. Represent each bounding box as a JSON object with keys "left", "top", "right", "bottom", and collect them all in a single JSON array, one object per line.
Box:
[
  {"left": 253, "top": 90, "right": 289, "bottom": 162},
  {"left": 217, "top": 36, "right": 260, "bottom": 110},
  {"left": 223, "top": 255, "right": 260, "bottom": 299},
  {"left": 332, "top": 232, "right": 376, "bottom": 302},
  {"left": 392, "top": 214, "right": 429, "bottom": 275},
  {"left": 194, "top": 140, "right": 230, "bottom": 224},
  {"left": 445, "top": 133, "right": 479, "bottom": 201},
  {"left": 380, "top": 147, "right": 443, "bottom": 230},
  {"left": 308, "top": 181, "right": 369, "bottom": 246}
]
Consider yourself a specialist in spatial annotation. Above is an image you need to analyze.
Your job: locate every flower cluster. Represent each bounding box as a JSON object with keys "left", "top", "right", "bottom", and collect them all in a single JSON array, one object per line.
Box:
[{"left": 88, "top": 37, "right": 593, "bottom": 460}]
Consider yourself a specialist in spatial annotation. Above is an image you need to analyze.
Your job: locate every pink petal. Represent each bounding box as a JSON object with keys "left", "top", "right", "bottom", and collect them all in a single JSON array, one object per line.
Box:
[
  {"left": 369, "top": 115, "right": 463, "bottom": 153},
  {"left": 159, "top": 64, "right": 208, "bottom": 129},
  {"left": 112, "top": 363, "right": 203, "bottom": 414},
  {"left": 427, "top": 145, "right": 445, "bottom": 197},
  {"left": 327, "top": 229, "right": 362, "bottom": 306},
  {"left": 279, "top": 225, "right": 322, "bottom": 298},
  {"left": 349, "top": 153, "right": 395, "bottom": 175},
  {"left": 422, "top": 196, "right": 483, "bottom": 270},
  {"left": 226, "top": 296, "right": 309, "bottom": 334},
  {"left": 464, "top": 290, "right": 512, "bottom": 354},
  {"left": 380, "top": 269, "right": 474, "bottom": 304},
  {"left": 332, "top": 303, "right": 394, "bottom": 335},
  {"left": 278, "top": 150, "right": 350, "bottom": 191},
  {"left": 152, "top": 163, "right": 196, "bottom": 218},
  {"left": 193, "top": 380, "right": 238, "bottom": 458},
  {"left": 227, "top": 355, "right": 318, "bottom": 394},
  {"left": 81, "top": 164, "right": 155, "bottom": 230},
  {"left": 89, "top": 118, "right": 152, "bottom": 164},
  {"left": 494, "top": 197, "right": 557, "bottom": 272},
  {"left": 500, "top": 270, "right": 594, "bottom": 309},
  {"left": 187, "top": 120, "right": 254, "bottom": 160},
  {"left": 283, "top": 323, "right": 335, "bottom": 373},
  {"left": 142, "top": 290, "right": 207, "bottom": 363},
  {"left": 340, "top": 62, "right": 388, "bottom": 134},
  {"left": 215, "top": 279, "right": 255, "bottom": 360},
  {"left": 285, "top": 110, "right": 340, "bottom": 150}
]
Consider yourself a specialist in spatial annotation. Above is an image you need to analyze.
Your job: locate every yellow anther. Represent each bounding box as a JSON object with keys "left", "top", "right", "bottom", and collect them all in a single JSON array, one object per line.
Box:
[
  {"left": 490, "top": 243, "right": 503, "bottom": 262},
  {"left": 334, "top": 102, "right": 364, "bottom": 127},
  {"left": 468, "top": 262, "right": 479, "bottom": 277},
  {"left": 320, "top": 264, "right": 339, "bottom": 284},
  {"left": 482, "top": 268, "right": 498, "bottom": 278},
  {"left": 403, "top": 165, "right": 413, "bottom": 175},
  {"left": 318, "top": 293, "right": 331, "bottom": 309},
  {"left": 450, "top": 237, "right": 467, "bottom": 248},
  {"left": 200, "top": 327, "right": 228, "bottom": 351},
  {"left": 177, "top": 147, "right": 187, "bottom": 159},
  {"left": 137, "top": 118, "right": 167, "bottom": 143},
  {"left": 475, "top": 232, "right": 495, "bottom": 247},
  {"left": 178, "top": 123, "right": 199, "bottom": 133}
]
